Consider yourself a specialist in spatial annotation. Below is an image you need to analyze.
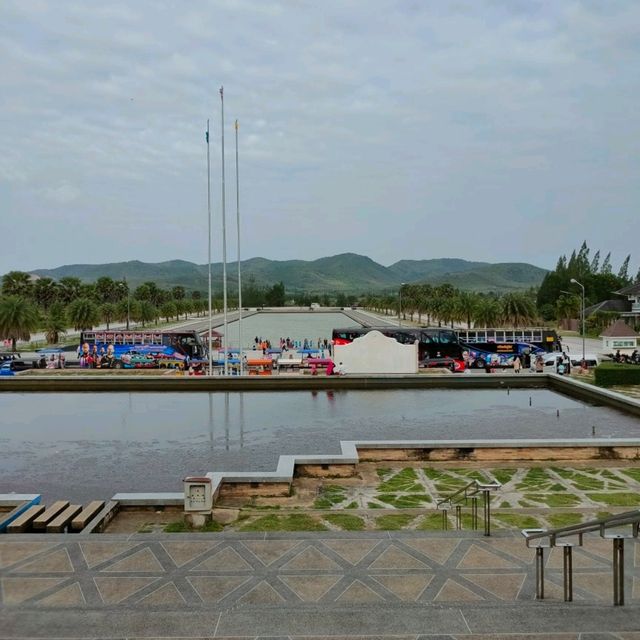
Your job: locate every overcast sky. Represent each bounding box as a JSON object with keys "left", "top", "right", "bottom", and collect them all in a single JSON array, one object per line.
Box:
[{"left": 1, "top": 0, "right": 639, "bottom": 275}]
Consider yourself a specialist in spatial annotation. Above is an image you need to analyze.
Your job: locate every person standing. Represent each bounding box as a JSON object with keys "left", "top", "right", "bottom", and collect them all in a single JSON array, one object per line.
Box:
[{"left": 513, "top": 356, "right": 521, "bottom": 374}]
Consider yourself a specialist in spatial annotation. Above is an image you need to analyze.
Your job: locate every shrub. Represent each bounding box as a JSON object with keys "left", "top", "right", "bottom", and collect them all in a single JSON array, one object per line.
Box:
[{"left": 594, "top": 362, "right": 640, "bottom": 387}]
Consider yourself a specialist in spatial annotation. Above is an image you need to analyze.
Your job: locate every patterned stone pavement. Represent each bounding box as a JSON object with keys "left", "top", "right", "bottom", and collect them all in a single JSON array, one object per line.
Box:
[{"left": 1, "top": 531, "right": 639, "bottom": 638}]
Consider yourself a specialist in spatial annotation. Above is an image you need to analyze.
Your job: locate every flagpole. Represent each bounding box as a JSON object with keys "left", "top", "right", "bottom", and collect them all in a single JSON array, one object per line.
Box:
[
  {"left": 206, "top": 120, "right": 213, "bottom": 376},
  {"left": 220, "top": 86, "right": 229, "bottom": 376},
  {"left": 235, "top": 119, "right": 243, "bottom": 375}
]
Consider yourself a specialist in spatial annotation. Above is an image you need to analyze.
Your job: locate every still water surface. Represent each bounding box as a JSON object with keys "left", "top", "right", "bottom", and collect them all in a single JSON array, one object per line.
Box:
[
  {"left": 219, "top": 312, "right": 356, "bottom": 348},
  {"left": 1, "top": 388, "right": 638, "bottom": 502}
]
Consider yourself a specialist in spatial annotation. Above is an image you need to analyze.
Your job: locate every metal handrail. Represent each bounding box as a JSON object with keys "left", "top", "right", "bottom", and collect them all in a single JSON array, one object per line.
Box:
[
  {"left": 437, "top": 478, "right": 501, "bottom": 536},
  {"left": 522, "top": 509, "right": 640, "bottom": 547},
  {"left": 436, "top": 479, "right": 501, "bottom": 510},
  {"left": 522, "top": 509, "right": 640, "bottom": 606}
]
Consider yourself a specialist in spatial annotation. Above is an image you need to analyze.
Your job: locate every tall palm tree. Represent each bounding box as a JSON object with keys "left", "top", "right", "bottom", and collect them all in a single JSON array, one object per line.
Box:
[
  {"left": 474, "top": 297, "right": 501, "bottom": 328},
  {"left": 501, "top": 293, "right": 536, "bottom": 327},
  {"left": 2, "top": 271, "right": 33, "bottom": 298},
  {"left": 0, "top": 296, "right": 40, "bottom": 351},
  {"left": 66, "top": 297, "right": 100, "bottom": 331},
  {"left": 100, "top": 303, "right": 117, "bottom": 330},
  {"left": 43, "top": 302, "right": 67, "bottom": 345},
  {"left": 32, "top": 277, "right": 59, "bottom": 310},
  {"left": 555, "top": 294, "right": 580, "bottom": 324},
  {"left": 58, "top": 277, "right": 83, "bottom": 304},
  {"left": 135, "top": 301, "right": 157, "bottom": 327},
  {"left": 457, "top": 291, "right": 478, "bottom": 329}
]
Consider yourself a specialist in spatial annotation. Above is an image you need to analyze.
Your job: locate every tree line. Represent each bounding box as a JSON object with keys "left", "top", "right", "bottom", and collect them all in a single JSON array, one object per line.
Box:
[{"left": 362, "top": 284, "right": 538, "bottom": 328}]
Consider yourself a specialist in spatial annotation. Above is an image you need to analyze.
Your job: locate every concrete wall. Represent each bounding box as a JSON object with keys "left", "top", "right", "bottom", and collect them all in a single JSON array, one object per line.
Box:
[{"left": 333, "top": 330, "right": 419, "bottom": 374}]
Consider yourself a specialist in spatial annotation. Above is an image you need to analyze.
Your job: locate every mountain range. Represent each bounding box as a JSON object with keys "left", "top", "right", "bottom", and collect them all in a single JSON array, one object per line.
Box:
[{"left": 31, "top": 254, "right": 548, "bottom": 294}]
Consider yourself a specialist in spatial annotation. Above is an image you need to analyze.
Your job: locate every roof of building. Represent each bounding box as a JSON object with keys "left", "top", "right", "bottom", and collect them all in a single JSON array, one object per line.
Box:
[
  {"left": 585, "top": 299, "right": 630, "bottom": 316},
  {"left": 600, "top": 319, "right": 639, "bottom": 338},
  {"left": 615, "top": 282, "right": 640, "bottom": 296}
]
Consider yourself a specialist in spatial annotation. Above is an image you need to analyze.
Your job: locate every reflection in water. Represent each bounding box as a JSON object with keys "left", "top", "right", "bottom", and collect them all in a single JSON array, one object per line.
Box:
[{"left": 1, "top": 388, "right": 638, "bottom": 503}]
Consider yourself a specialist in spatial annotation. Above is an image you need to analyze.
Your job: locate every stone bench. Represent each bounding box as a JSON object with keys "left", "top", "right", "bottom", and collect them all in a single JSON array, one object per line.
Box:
[
  {"left": 46, "top": 504, "right": 82, "bottom": 533},
  {"left": 6, "top": 505, "right": 45, "bottom": 533},
  {"left": 71, "top": 500, "right": 105, "bottom": 531},
  {"left": 32, "top": 501, "right": 69, "bottom": 530}
]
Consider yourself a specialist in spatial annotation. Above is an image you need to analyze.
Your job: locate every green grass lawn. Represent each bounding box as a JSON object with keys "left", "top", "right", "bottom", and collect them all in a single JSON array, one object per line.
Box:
[
  {"left": 240, "top": 514, "right": 327, "bottom": 532},
  {"left": 323, "top": 513, "right": 366, "bottom": 531},
  {"left": 375, "top": 514, "right": 416, "bottom": 530}
]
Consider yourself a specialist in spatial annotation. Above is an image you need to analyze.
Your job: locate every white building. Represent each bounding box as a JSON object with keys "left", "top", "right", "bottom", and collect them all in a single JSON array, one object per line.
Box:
[{"left": 600, "top": 319, "right": 639, "bottom": 355}]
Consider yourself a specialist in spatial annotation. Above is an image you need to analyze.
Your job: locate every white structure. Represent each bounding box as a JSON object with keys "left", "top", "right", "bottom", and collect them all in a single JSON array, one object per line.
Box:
[
  {"left": 600, "top": 319, "right": 639, "bottom": 355},
  {"left": 333, "top": 330, "right": 418, "bottom": 374}
]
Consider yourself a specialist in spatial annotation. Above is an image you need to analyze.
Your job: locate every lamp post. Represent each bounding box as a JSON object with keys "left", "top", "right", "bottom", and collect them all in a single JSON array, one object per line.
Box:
[
  {"left": 398, "top": 283, "right": 406, "bottom": 327},
  {"left": 570, "top": 278, "right": 585, "bottom": 364}
]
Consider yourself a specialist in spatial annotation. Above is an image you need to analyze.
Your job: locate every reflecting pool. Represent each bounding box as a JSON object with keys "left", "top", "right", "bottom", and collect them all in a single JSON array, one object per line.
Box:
[{"left": 1, "top": 388, "right": 638, "bottom": 502}]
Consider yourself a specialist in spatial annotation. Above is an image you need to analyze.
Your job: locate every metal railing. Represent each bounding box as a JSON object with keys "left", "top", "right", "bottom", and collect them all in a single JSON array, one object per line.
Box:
[
  {"left": 436, "top": 479, "right": 501, "bottom": 536},
  {"left": 522, "top": 510, "right": 640, "bottom": 606}
]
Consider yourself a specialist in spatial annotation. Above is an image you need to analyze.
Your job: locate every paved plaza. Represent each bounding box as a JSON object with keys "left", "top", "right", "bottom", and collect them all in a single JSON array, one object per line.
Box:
[{"left": 1, "top": 530, "right": 639, "bottom": 638}]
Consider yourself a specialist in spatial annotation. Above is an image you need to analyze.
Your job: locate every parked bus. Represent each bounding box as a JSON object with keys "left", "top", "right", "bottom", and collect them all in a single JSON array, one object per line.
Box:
[
  {"left": 79, "top": 329, "right": 207, "bottom": 363},
  {"left": 455, "top": 328, "right": 559, "bottom": 369},
  {"left": 332, "top": 326, "right": 465, "bottom": 371},
  {"left": 456, "top": 328, "right": 560, "bottom": 352}
]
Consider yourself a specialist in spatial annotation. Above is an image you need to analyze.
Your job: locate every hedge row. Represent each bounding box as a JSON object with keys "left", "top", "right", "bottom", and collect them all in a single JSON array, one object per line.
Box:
[{"left": 594, "top": 362, "right": 640, "bottom": 387}]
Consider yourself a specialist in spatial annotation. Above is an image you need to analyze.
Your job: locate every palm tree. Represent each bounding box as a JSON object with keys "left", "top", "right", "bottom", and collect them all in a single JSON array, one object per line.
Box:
[
  {"left": 0, "top": 296, "right": 40, "bottom": 351},
  {"left": 100, "top": 303, "right": 117, "bottom": 330},
  {"left": 555, "top": 294, "right": 580, "bottom": 325},
  {"left": 160, "top": 301, "right": 177, "bottom": 323},
  {"left": 2, "top": 271, "right": 33, "bottom": 298},
  {"left": 135, "top": 301, "right": 157, "bottom": 327},
  {"left": 32, "top": 277, "right": 59, "bottom": 310},
  {"left": 43, "top": 302, "right": 67, "bottom": 345},
  {"left": 457, "top": 291, "right": 478, "bottom": 329},
  {"left": 501, "top": 293, "right": 536, "bottom": 327},
  {"left": 474, "top": 297, "right": 501, "bottom": 328},
  {"left": 66, "top": 297, "right": 100, "bottom": 331},
  {"left": 58, "top": 277, "right": 83, "bottom": 304}
]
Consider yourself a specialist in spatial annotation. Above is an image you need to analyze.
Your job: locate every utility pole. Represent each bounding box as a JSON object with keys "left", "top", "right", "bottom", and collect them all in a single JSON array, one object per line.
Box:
[
  {"left": 235, "top": 118, "right": 243, "bottom": 375},
  {"left": 206, "top": 120, "right": 213, "bottom": 376},
  {"left": 220, "top": 86, "right": 229, "bottom": 376}
]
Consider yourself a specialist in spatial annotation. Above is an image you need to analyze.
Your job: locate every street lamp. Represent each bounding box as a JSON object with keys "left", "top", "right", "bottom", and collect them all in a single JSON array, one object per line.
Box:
[
  {"left": 398, "top": 283, "right": 406, "bottom": 327},
  {"left": 570, "top": 278, "right": 585, "bottom": 364}
]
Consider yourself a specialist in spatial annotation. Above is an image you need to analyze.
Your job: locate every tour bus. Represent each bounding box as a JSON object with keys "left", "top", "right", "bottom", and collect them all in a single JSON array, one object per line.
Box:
[
  {"left": 456, "top": 328, "right": 560, "bottom": 352},
  {"left": 332, "top": 326, "right": 465, "bottom": 372},
  {"left": 79, "top": 329, "right": 207, "bottom": 363}
]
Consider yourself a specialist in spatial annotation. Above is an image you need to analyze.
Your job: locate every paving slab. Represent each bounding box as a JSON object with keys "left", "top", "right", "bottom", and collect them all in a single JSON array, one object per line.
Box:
[{"left": 0, "top": 531, "right": 638, "bottom": 638}]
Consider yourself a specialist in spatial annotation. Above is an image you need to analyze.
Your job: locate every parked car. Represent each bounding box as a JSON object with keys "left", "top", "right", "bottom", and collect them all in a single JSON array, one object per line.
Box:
[
  {"left": 543, "top": 353, "right": 599, "bottom": 368},
  {"left": 0, "top": 360, "right": 31, "bottom": 373},
  {"left": 420, "top": 357, "right": 465, "bottom": 373},
  {"left": 112, "top": 351, "right": 157, "bottom": 369}
]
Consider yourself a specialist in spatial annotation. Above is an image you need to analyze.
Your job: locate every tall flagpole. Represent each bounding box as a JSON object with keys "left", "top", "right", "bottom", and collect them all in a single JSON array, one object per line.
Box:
[
  {"left": 206, "top": 120, "right": 213, "bottom": 376},
  {"left": 220, "top": 86, "right": 229, "bottom": 376},
  {"left": 235, "top": 119, "right": 243, "bottom": 375}
]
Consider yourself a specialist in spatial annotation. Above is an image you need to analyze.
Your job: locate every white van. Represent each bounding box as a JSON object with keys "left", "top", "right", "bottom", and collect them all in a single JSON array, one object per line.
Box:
[{"left": 543, "top": 353, "right": 599, "bottom": 368}]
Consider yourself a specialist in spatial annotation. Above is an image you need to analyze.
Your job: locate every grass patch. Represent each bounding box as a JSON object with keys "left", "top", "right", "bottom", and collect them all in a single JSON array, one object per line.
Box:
[
  {"left": 377, "top": 467, "right": 391, "bottom": 478},
  {"left": 526, "top": 493, "right": 581, "bottom": 507},
  {"left": 493, "top": 513, "right": 541, "bottom": 529},
  {"left": 516, "top": 468, "right": 553, "bottom": 490},
  {"left": 375, "top": 514, "right": 416, "bottom": 530},
  {"left": 378, "top": 468, "right": 424, "bottom": 493},
  {"left": 457, "top": 469, "right": 491, "bottom": 483},
  {"left": 619, "top": 468, "right": 640, "bottom": 483},
  {"left": 367, "top": 502, "right": 384, "bottom": 509},
  {"left": 164, "top": 520, "right": 223, "bottom": 533},
  {"left": 571, "top": 477, "right": 605, "bottom": 491},
  {"left": 492, "top": 469, "right": 517, "bottom": 485},
  {"left": 498, "top": 501, "right": 512, "bottom": 509},
  {"left": 423, "top": 467, "right": 446, "bottom": 480},
  {"left": 323, "top": 513, "right": 365, "bottom": 531},
  {"left": 239, "top": 514, "right": 327, "bottom": 532},
  {"left": 417, "top": 513, "right": 446, "bottom": 530},
  {"left": 376, "top": 493, "right": 432, "bottom": 508},
  {"left": 314, "top": 484, "right": 346, "bottom": 509},
  {"left": 586, "top": 492, "right": 640, "bottom": 507},
  {"left": 547, "top": 513, "right": 584, "bottom": 528},
  {"left": 345, "top": 501, "right": 359, "bottom": 509},
  {"left": 249, "top": 504, "right": 281, "bottom": 510}
]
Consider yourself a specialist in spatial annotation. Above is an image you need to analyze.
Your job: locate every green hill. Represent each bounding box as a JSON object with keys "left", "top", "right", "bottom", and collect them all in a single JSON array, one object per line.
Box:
[{"left": 30, "top": 254, "right": 547, "bottom": 294}]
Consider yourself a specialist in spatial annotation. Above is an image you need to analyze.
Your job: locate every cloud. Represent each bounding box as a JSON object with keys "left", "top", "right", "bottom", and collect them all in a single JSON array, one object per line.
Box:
[{"left": 0, "top": 0, "right": 638, "bottom": 275}]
